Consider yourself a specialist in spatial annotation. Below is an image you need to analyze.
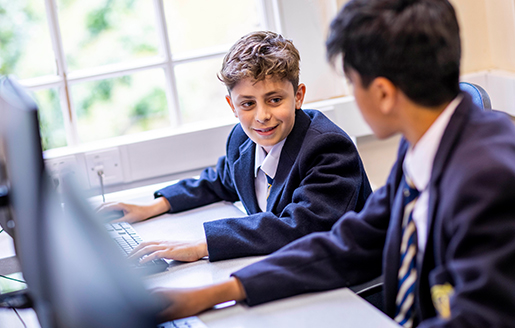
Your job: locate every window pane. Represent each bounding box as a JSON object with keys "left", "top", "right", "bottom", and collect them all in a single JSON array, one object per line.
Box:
[
  {"left": 57, "top": 0, "right": 160, "bottom": 71},
  {"left": 72, "top": 70, "right": 170, "bottom": 143},
  {"left": 0, "top": 0, "right": 56, "bottom": 79},
  {"left": 174, "top": 57, "right": 233, "bottom": 125},
  {"left": 164, "top": 0, "right": 262, "bottom": 54},
  {"left": 33, "top": 88, "right": 68, "bottom": 151}
]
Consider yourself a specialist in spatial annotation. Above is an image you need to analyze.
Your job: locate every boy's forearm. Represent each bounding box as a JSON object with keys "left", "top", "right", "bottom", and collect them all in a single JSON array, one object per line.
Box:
[
  {"left": 204, "top": 277, "right": 247, "bottom": 306},
  {"left": 191, "top": 277, "right": 247, "bottom": 314}
]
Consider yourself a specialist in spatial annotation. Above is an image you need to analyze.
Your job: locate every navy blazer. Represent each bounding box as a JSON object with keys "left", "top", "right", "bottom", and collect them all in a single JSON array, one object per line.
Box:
[
  {"left": 233, "top": 94, "right": 515, "bottom": 327},
  {"left": 156, "top": 109, "right": 372, "bottom": 261}
]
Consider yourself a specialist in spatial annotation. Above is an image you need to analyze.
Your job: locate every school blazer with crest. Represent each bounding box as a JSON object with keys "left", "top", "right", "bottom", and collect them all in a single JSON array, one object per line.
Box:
[
  {"left": 155, "top": 109, "right": 372, "bottom": 261},
  {"left": 233, "top": 94, "right": 515, "bottom": 327}
]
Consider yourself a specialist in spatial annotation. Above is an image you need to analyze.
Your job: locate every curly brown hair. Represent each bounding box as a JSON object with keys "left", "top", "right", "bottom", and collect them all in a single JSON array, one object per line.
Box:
[{"left": 218, "top": 31, "right": 301, "bottom": 92}]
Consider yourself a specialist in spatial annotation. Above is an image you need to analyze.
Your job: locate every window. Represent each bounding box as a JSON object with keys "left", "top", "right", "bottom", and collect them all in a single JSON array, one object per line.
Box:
[{"left": 0, "top": 0, "right": 265, "bottom": 150}]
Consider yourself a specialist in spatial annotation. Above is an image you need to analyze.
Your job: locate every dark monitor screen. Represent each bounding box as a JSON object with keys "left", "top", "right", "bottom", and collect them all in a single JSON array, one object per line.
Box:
[{"left": 0, "top": 76, "right": 163, "bottom": 327}]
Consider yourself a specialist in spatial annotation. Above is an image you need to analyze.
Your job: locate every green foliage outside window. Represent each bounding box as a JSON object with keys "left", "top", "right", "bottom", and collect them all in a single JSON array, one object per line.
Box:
[
  {"left": 0, "top": 0, "right": 261, "bottom": 150},
  {"left": 36, "top": 89, "right": 67, "bottom": 150}
]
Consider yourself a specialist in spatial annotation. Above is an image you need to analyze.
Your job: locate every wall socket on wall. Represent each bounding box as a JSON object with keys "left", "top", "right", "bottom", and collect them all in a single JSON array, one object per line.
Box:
[
  {"left": 85, "top": 148, "right": 124, "bottom": 190},
  {"left": 45, "top": 155, "right": 79, "bottom": 191}
]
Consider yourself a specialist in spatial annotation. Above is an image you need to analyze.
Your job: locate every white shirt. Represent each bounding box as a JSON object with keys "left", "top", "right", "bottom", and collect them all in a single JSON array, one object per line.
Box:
[
  {"left": 254, "top": 139, "right": 286, "bottom": 212},
  {"left": 403, "top": 95, "right": 462, "bottom": 257}
]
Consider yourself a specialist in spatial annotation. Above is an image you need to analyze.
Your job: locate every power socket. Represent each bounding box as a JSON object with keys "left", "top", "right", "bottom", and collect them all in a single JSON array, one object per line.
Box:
[
  {"left": 45, "top": 156, "right": 79, "bottom": 191},
  {"left": 85, "top": 148, "right": 124, "bottom": 189}
]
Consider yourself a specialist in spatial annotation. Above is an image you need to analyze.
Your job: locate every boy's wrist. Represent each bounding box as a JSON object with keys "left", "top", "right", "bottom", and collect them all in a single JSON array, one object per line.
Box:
[
  {"left": 197, "top": 240, "right": 209, "bottom": 259},
  {"left": 148, "top": 197, "right": 171, "bottom": 217},
  {"left": 203, "top": 277, "right": 247, "bottom": 308},
  {"left": 229, "top": 276, "right": 247, "bottom": 302}
]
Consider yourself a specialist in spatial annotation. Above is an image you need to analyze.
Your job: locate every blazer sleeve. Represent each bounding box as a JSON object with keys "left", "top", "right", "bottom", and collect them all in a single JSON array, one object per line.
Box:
[
  {"left": 230, "top": 171, "right": 397, "bottom": 306},
  {"left": 230, "top": 140, "right": 409, "bottom": 306},
  {"left": 154, "top": 128, "right": 241, "bottom": 213},
  {"left": 419, "top": 145, "right": 515, "bottom": 327},
  {"left": 204, "top": 132, "right": 372, "bottom": 261}
]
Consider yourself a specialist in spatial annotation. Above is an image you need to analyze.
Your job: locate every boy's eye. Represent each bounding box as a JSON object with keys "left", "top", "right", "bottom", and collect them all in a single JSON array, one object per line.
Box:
[
  {"left": 241, "top": 101, "right": 255, "bottom": 108},
  {"left": 269, "top": 98, "right": 282, "bottom": 104}
]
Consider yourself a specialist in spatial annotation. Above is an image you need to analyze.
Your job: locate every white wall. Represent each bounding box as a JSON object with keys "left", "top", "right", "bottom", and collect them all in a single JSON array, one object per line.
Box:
[
  {"left": 450, "top": 0, "right": 493, "bottom": 73},
  {"left": 485, "top": 0, "right": 515, "bottom": 72},
  {"left": 277, "top": 0, "right": 350, "bottom": 102},
  {"left": 335, "top": 0, "right": 515, "bottom": 76}
]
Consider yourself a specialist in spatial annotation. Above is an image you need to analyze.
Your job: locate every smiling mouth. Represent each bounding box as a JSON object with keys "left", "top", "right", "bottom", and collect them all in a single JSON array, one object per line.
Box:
[{"left": 254, "top": 125, "right": 279, "bottom": 134}]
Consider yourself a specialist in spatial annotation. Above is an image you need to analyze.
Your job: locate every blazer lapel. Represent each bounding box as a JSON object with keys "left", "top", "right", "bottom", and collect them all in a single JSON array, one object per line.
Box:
[
  {"left": 383, "top": 140, "right": 410, "bottom": 317},
  {"left": 233, "top": 138, "right": 260, "bottom": 214},
  {"left": 267, "top": 110, "right": 311, "bottom": 212},
  {"left": 426, "top": 94, "right": 472, "bottom": 237},
  {"left": 383, "top": 95, "right": 474, "bottom": 318},
  {"left": 418, "top": 93, "right": 474, "bottom": 318}
]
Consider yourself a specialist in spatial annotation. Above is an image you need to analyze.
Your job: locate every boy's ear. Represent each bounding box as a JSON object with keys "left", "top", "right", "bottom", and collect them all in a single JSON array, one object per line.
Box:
[
  {"left": 372, "top": 77, "right": 397, "bottom": 115},
  {"left": 295, "top": 83, "right": 306, "bottom": 110},
  {"left": 225, "top": 95, "right": 238, "bottom": 117}
]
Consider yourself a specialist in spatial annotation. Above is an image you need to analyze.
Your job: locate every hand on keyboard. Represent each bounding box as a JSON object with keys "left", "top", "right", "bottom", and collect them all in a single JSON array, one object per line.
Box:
[
  {"left": 97, "top": 202, "right": 144, "bottom": 223},
  {"left": 152, "top": 287, "right": 213, "bottom": 322},
  {"left": 158, "top": 316, "right": 208, "bottom": 328},
  {"left": 128, "top": 239, "right": 209, "bottom": 263},
  {"left": 97, "top": 198, "right": 171, "bottom": 224},
  {"left": 105, "top": 221, "right": 168, "bottom": 274},
  {"left": 152, "top": 277, "right": 244, "bottom": 322},
  {"left": 99, "top": 209, "right": 125, "bottom": 222}
]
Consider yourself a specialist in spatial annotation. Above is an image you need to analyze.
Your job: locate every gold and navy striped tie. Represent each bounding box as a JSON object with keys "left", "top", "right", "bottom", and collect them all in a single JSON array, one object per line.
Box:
[
  {"left": 265, "top": 173, "right": 273, "bottom": 200},
  {"left": 394, "top": 175, "right": 420, "bottom": 328}
]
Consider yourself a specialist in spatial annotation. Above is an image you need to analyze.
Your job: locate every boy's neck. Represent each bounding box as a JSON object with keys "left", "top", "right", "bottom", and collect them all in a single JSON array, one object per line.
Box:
[
  {"left": 262, "top": 145, "right": 273, "bottom": 154},
  {"left": 401, "top": 101, "right": 450, "bottom": 147}
]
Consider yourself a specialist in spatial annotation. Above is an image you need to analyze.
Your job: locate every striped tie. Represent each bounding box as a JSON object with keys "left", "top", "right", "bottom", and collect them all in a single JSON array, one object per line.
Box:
[
  {"left": 265, "top": 174, "right": 273, "bottom": 200},
  {"left": 394, "top": 175, "right": 420, "bottom": 328}
]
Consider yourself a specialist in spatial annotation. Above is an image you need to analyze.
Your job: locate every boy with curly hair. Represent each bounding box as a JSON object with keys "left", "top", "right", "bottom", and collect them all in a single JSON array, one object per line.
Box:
[{"left": 102, "top": 31, "right": 371, "bottom": 263}]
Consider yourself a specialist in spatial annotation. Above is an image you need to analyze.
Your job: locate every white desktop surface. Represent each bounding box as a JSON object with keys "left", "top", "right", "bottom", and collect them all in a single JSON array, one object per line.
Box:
[
  {"left": 1, "top": 181, "right": 398, "bottom": 328},
  {"left": 199, "top": 288, "right": 398, "bottom": 328}
]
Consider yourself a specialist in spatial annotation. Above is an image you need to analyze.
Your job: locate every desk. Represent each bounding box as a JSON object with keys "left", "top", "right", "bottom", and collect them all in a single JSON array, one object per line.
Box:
[{"left": 1, "top": 181, "right": 398, "bottom": 328}]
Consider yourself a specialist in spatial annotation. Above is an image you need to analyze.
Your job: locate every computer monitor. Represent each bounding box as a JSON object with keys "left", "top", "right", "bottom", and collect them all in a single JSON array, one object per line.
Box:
[
  {"left": 39, "top": 167, "right": 164, "bottom": 328},
  {"left": 0, "top": 76, "right": 44, "bottom": 244},
  {"left": 0, "top": 76, "right": 164, "bottom": 328},
  {"left": 0, "top": 76, "right": 46, "bottom": 312}
]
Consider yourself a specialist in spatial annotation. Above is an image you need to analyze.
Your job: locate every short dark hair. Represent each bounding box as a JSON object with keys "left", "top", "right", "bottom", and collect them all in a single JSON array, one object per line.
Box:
[
  {"left": 218, "top": 31, "right": 301, "bottom": 93},
  {"left": 326, "top": 0, "right": 461, "bottom": 107}
]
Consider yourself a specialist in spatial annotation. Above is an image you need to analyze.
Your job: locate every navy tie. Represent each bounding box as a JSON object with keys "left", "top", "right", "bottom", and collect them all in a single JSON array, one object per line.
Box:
[{"left": 394, "top": 175, "right": 420, "bottom": 328}]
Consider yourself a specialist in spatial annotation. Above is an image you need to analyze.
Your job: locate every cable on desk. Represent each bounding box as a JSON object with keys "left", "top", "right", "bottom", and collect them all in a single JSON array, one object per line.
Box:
[
  {"left": 0, "top": 275, "right": 26, "bottom": 284},
  {"left": 0, "top": 228, "right": 4, "bottom": 234},
  {"left": 11, "top": 307, "right": 27, "bottom": 328},
  {"left": 97, "top": 169, "right": 106, "bottom": 203}
]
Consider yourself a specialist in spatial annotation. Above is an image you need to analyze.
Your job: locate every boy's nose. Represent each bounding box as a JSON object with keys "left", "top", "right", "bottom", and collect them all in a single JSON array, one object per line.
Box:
[{"left": 256, "top": 105, "right": 272, "bottom": 123}]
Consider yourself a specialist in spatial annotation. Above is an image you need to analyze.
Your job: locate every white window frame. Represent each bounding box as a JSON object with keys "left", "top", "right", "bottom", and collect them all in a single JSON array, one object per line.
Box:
[
  {"left": 21, "top": 0, "right": 277, "bottom": 148},
  {"left": 23, "top": 0, "right": 364, "bottom": 194}
]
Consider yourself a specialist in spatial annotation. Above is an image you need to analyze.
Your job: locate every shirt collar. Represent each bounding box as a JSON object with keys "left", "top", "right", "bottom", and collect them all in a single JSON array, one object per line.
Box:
[
  {"left": 403, "top": 95, "right": 463, "bottom": 192},
  {"left": 254, "top": 138, "right": 286, "bottom": 178}
]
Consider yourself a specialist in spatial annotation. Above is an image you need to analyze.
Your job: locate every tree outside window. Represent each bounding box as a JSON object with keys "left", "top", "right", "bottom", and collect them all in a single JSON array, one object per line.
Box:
[{"left": 0, "top": 0, "right": 262, "bottom": 150}]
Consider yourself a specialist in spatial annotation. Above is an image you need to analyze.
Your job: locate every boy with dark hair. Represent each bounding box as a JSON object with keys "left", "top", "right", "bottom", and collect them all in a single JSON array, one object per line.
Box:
[
  {"left": 153, "top": 1, "right": 515, "bottom": 327},
  {"left": 101, "top": 31, "right": 372, "bottom": 263}
]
